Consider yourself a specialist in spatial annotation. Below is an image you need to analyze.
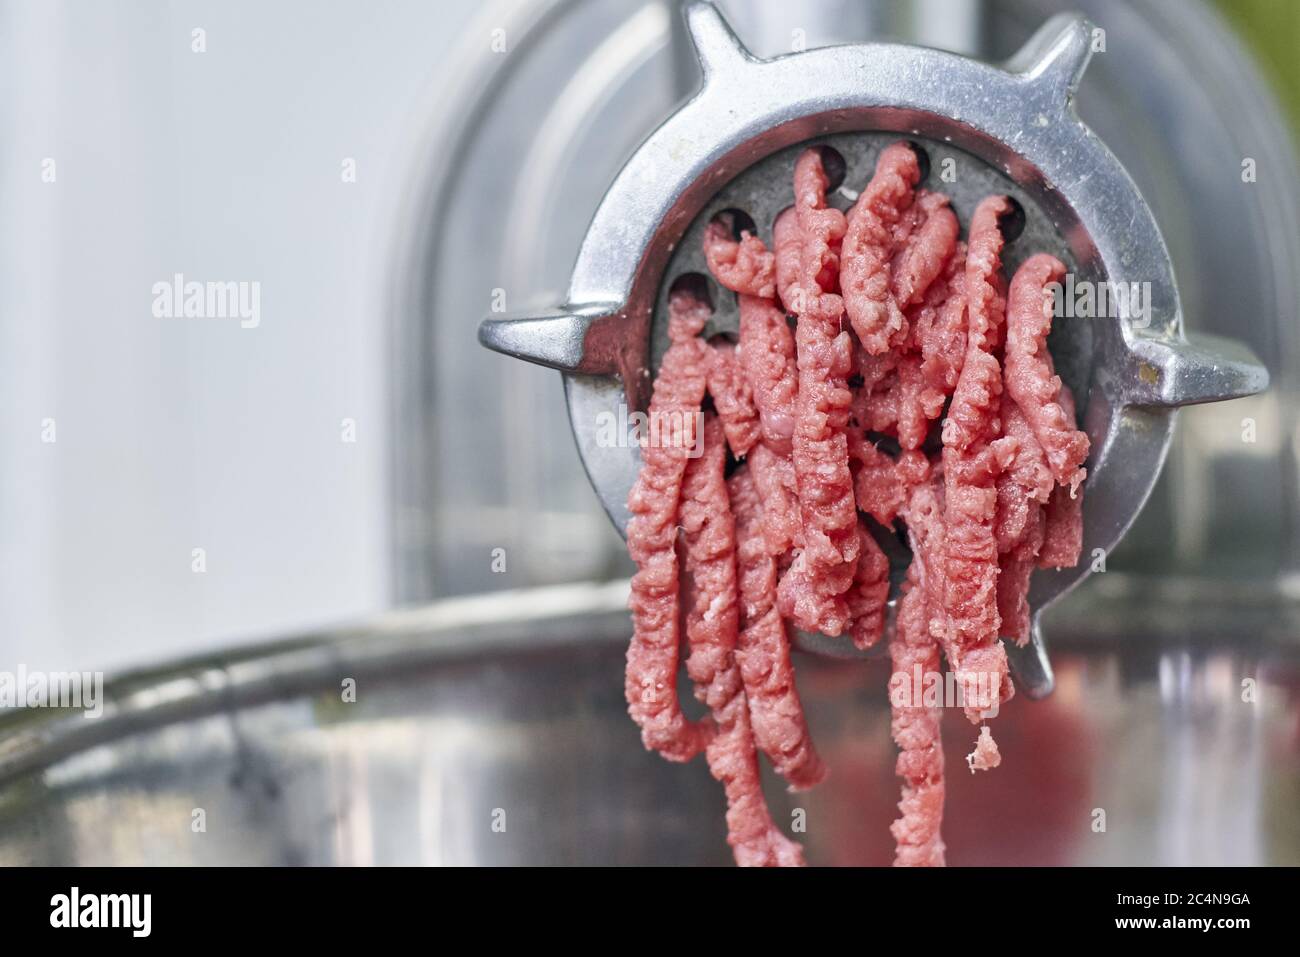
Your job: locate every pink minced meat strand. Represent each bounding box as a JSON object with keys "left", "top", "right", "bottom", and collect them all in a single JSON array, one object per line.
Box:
[
  {"left": 891, "top": 189, "right": 960, "bottom": 309},
  {"left": 625, "top": 290, "right": 715, "bottom": 762},
  {"left": 889, "top": 571, "right": 947, "bottom": 866},
  {"left": 791, "top": 149, "right": 846, "bottom": 310},
  {"left": 916, "top": 242, "right": 969, "bottom": 396},
  {"left": 993, "top": 396, "right": 1054, "bottom": 553},
  {"left": 747, "top": 441, "right": 801, "bottom": 555},
  {"left": 1038, "top": 385, "right": 1086, "bottom": 569},
  {"left": 773, "top": 206, "right": 803, "bottom": 313},
  {"left": 682, "top": 415, "right": 805, "bottom": 866},
  {"left": 846, "top": 431, "right": 932, "bottom": 528},
  {"left": 1004, "top": 253, "right": 1090, "bottom": 493},
  {"left": 966, "top": 725, "right": 1002, "bottom": 773},
  {"left": 703, "top": 214, "right": 777, "bottom": 299},
  {"left": 737, "top": 293, "right": 799, "bottom": 454},
  {"left": 889, "top": 479, "right": 949, "bottom": 867},
  {"left": 846, "top": 521, "right": 891, "bottom": 650},
  {"left": 730, "top": 465, "right": 826, "bottom": 790},
  {"left": 778, "top": 147, "right": 860, "bottom": 636},
  {"left": 995, "top": 508, "right": 1044, "bottom": 647},
  {"left": 940, "top": 196, "right": 1015, "bottom": 725},
  {"left": 706, "top": 339, "right": 761, "bottom": 457},
  {"left": 841, "top": 142, "right": 921, "bottom": 354}
]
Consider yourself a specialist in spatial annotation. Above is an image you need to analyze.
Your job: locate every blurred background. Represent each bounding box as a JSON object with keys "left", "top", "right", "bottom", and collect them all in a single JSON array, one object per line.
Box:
[{"left": 1, "top": 0, "right": 1298, "bottom": 865}]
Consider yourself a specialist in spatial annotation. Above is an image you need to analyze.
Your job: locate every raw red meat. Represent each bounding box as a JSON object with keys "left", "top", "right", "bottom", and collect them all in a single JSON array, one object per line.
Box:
[
  {"left": 747, "top": 441, "right": 801, "bottom": 555},
  {"left": 730, "top": 465, "right": 826, "bottom": 790},
  {"left": 846, "top": 521, "right": 890, "bottom": 650},
  {"left": 1038, "top": 386, "right": 1086, "bottom": 569},
  {"left": 889, "top": 478, "right": 949, "bottom": 867},
  {"left": 625, "top": 290, "right": 716, "bottom": 761},
  {"left": 773, "top": 206, "right": 803, "bottom": 314},
  {"left": 1004, "top": 253, "right": 1090, "bottom": 493},
  {"left": 624, "top": 140, "right": 1092, "bottom": 867},
  {"left": 891, "top": 189, "right": 959, "bottom": 308},
  {"left": 779, "top": 148, "right": 860, "bottom": 636},
  {"left": 938, "top": 197, "right": 1014, "bottom": 727},
  {"left": 737, "top": 293, "right": 799, "bottom": 454},
  {"left": 842, "top": 143, "right": 921, "bottom": 354},
  {"left": 681, "top": 414, "right": 804, "bottom": 866},
  {"left": 703, "top": 213, "right": 777, "bottom": 299},
  {"left": 706, "top": 339, "right": 760, "bottom": 457}
]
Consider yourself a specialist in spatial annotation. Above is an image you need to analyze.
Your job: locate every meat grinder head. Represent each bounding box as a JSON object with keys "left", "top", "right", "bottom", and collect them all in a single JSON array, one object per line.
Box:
[{"left": 478, "top": 2, "right": 1269, "bottom": 696}]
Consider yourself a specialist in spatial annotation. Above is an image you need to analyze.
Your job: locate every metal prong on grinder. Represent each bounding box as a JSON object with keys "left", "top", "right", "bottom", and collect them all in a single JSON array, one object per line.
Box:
[
  {"left": 1124, "top": 331, "right": 1271, "bottom": 407},
  {"left": 683, "top": 1, "right": 752, "bottom": 80},
  {"left": 1006, "top": 618, "right": 1056, "bottom": 700},
  {"left": 1005, "top": 13, "right": 1095, "bottom": 110},
  {"left": 478, "top": 304, "right": 622, "bottom": 376}
]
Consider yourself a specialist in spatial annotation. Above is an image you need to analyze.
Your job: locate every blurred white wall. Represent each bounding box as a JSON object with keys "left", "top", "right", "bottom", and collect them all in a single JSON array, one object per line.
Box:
[{"left": 0, "top": 0, "right": 477, "bottom": 671}]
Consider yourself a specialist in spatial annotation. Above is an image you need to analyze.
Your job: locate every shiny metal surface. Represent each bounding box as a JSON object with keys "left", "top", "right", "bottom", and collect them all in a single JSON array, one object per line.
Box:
[
  {"left": 478, "top": 3, "right": 1268, "bottom": 689},
  {"left": 1, "top": 581, "right": 1296, "bottom": 865}
]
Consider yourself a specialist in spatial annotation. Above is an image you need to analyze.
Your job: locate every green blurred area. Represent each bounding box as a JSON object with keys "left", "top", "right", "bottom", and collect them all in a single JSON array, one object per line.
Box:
[{"left": 1215, "top": 0, "right": 1300, "bottom": 135}]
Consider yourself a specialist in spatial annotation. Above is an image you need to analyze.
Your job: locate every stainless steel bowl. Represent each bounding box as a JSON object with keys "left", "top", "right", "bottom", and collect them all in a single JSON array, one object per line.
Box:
[{"left": 2, "top": 580, "right": 1296, "bottom": 865}]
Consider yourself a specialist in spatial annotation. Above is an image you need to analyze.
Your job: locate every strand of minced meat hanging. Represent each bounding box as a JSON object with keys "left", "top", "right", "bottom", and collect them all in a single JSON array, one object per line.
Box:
[
  {"left": 1038, "top": 385, "right": 1086, "bottom": 570},
  {"left": 777, "top": 148, "right": 861, "bottom": 637},
  {"left": 993, "top": 397, "right": 1053, "bottom": 645},
  {"left": 998, "top": 255, "right": 1090, "bottom": 635},
  {"left": 939, "top": 195, "right": 1016, "bottom": 726},
  {"left": 702, "top": 216, "right": 823, "bottom": 790},
  {"left": 889, "top": 478, "right": 949, "bottom": 866},
  {"left": 1003, "top": 253, "right": 1090, "bottom": 494},
  {"left": 624, "top": 288, "right": 716, "bottom": 762},
  {"left": 705, "top": 340, "right": 761, "bottom": 458},
  {"left": 681, "top": 413, "right": 805, "bottom": 866},
  {"left": 730, "top": 464, "right": 826, "bottom": 791}
]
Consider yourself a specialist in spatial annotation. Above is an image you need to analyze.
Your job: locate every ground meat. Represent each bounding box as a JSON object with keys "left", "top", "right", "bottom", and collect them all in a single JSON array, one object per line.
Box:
[
  {"left": 891, "top": 353, "right": 945, "bottom": 451},
  {"left": 624, "top": 140, "right": 1093, "bottom": 866},
  {"left": 994, "top": 397, "right": 1054, "bottom": 553},
  {"left": 917, "top": 247, "right": 969, "bottom": 396},
  {"left": 940, "top": 196, "right": 1014, "bottom": 725},
  {"left": 891, "top": 190, "right": 959, "bottom": 308},
  {"left": 747, "top": 442, "right": 801, "bottom": 555},
  {"left": 847, "top": 431, "right": 908, "bottom": 526},
  {"left": 625, "top": 290, "right": 716, "bottom": 761},
  {"left": 682, "top": 415, "right": 804, "bottom": 866},
  {"left": 966, "top": 724, "right": 1001, "bottom": 772},
  {"left": 1039, "top": 482, "right": 1084, "bottom": 569},
  {"left": 889, "top": 479, "right": 949, "bottom": 867},
  {"left": 888, "top": 571, "right": 947, "bottom": 867},
  {"left": 737, "top": 293, "right": 799, "bottom": 454},
  {"left": 1037, "top": 386, "right": 1086, "bottom": 569},
  {"left": 942, "top": 196, "right": 1010, "bottom": 453},
  {"left": 730, "top": 465, "right": 826, "bottom": 790},
  {"left": 703, "top": 214, "right": 777, "bottom": 299},
  {"left": 791, "top": 149, "right": 846, "bottom": 310},
  {"left": 706, "top": 340, "right": 760, "bottom": 457},
  {"left": 1004, "top": 253, "right": 1090, "bottom": 493},
  {"left": 997, "top": 475, "right": 1046, "bottom": 650},
  {"left": 778, "top": 148, "right": 860, "bottom": 636},
  {"left": 846, "top": 522, "right": 891, "bottom": 650},
  {"left": 841, "top": 142, "right": 921, "bottom": 354},
  {"left": 773, "top": 207, "right": 804, "bottom": 314}
]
